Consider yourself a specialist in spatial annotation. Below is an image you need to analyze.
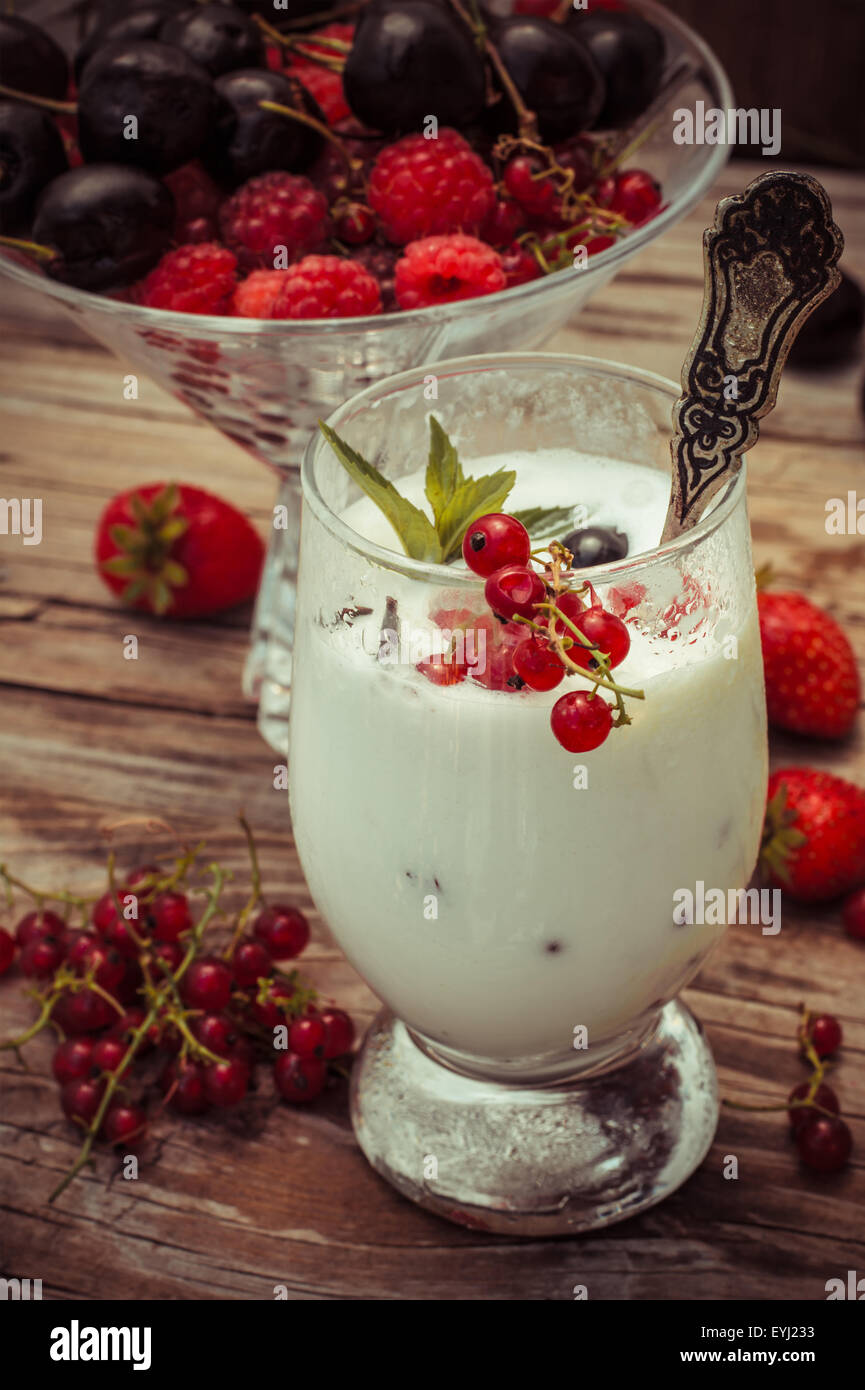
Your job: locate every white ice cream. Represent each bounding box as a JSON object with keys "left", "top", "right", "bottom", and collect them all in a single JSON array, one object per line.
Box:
[{"left": 289, "top": 448, "right": 768, "bottom": 1066}]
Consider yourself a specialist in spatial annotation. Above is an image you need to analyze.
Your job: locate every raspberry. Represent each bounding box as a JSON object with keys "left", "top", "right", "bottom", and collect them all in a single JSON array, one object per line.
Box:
[
  {"left": 369, "top": 128, "right": 496, "bottom": 245},
  {"left": 270, "top": 255, "right": 382, "bottom": 318},
  {"left": 163, "top": 161, "right": 223, "bottom": 244},
  {"left": 137, "top": 243, "right": 238, "bottom": 314},
  {"left": 219, "top": 172, "right": 331, "bottom": 273},
  {"left": 232, "top": 270, "right": 286, "bottom": 318},
  {"left": 395, "top": 234, "right": 506, "bottom": 310}
]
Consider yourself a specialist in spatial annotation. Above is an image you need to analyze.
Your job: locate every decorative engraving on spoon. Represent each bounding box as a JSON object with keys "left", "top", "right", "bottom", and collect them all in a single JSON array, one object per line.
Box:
[{"left": 661, "top": 171, "right": 844, "bottom": 542}]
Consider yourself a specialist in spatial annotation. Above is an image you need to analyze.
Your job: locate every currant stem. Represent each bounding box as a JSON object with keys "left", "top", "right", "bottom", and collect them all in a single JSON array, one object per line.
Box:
[
  {"left": 0, "top": 988, "right": 61, "bottom": 1051},
  {"left": 258, "top": 101, "right": 361, "bottom": 176},
  {"left": 225, "top": 815, "right": 263, "bottom": 961},
  {"left": 0, "top": 82, "right": 76, "bottom": 114},
  {"left": 446, "top": 0, "right": 540, "bottom": 142}
]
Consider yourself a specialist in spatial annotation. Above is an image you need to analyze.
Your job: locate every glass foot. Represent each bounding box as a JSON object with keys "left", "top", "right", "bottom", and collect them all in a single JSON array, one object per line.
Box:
[{"left": 349, "top": 1001, "right": 719, "bottom": 1236}]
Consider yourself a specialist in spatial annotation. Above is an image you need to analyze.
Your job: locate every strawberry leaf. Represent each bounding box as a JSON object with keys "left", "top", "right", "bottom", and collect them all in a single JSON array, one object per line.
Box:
[{"left": 318, "top": 422, "right": 442, "bottom": 563}]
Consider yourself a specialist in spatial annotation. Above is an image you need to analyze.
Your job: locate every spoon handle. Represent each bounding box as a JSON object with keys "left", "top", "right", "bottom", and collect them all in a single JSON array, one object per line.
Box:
[{"left": 661, "top": 171, "right": 843, "bottom": 542}]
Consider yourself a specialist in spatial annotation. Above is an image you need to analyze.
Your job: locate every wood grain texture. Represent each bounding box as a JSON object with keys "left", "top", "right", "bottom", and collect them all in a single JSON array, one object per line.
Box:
[{"left": 1, "top": 162, "right": 864, "bottom": 1301}]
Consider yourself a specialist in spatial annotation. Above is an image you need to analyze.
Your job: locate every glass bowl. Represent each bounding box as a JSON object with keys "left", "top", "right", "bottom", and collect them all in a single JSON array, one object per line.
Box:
[{"left": 0, "top": 0, "right": 732, "bottom": 752}]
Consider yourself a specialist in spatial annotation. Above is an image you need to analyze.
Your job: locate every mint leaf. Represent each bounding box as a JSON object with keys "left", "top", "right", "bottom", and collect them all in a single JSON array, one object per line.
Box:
[
  {"left": 511, "top": 505, "right": 576, "bottom": 539},
  {"left": 425, "top": 416, "right": 465, "bottom": 528},
  {"left": 438, "top": 469, "right": 517, "bottom": 562},
  {"left": 318, "top": 422, "right": 442, "bottom": 563}
]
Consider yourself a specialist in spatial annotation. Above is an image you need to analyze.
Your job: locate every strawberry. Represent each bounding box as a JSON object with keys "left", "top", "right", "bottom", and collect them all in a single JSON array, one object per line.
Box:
[
  {"left": 757, "top": 590, "right": 860, "bottom": 738},
  {"left": 95, "top": 483, "right": 263, "bottom": 619},
  {"left": 761, "top": 768, "right": 865, "bottom": 902}
]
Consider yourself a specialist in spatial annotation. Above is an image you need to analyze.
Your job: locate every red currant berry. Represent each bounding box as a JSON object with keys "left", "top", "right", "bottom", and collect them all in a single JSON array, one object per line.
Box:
[
  {"left": 232, "top": 938, "right": 273, "bottom": 988},
  {"left": 151, "top": 940, "right": 184, "bottom": 978},
  {"left": 103, "top": 914, "right": 144, "bottom": 958},
  {"left": 125, "top": 863, "right": 161, "bottom": 897},
  {"left": 787, "top": 1081, "right": 840, "bottom": 1134},
  {"left": 550, "top": 690, "right": 613, "bottom": 752},
  {"left": 91, "top": 1035, "right": 130, "bottom": 1073},
  {"left": 61, "top": 1075, "right": 106, "bottom": 1125},
  {"left": 181, "top": 956, "right": 233, "bottom": 1012},
  {"left": 841, "top": 887, "right": 865, "bottom": 941},
  {"left": 546, "top": 588, "right": 585, "bottom": 640},
  {"left": 91, "top": 891, "right": 120, "bottom": 933},
  {"left": 484, "top": 564, "right": 545, "bottom": 621},
  {"left": 512, "top": 637, "right": 565, "bottom": 691},
  {"left": 796, "top": 1114, "right": 853, "bottom": 1172},
  {"left": 334, "top": 200, "right": 376, "bottom": 245},
  {"left": 161, "top": 1057, "right": 210, "bottom": 1115},
  {"left": 568, "top": 607, "right": 630, "bottom": 670},
  {"left": 15, "top": 909, "right": 66, "bottom": 948},
  {"left": 0, "top": 926, "right": 15, "bottom": 975},
  {"left": 416, "top": 653, "right": 468, "bottom": 686},
  {"left": 67, "top": 933, "right": 126, "bottom": 991},
  {"left": 251, "top": 979, "right": 296, "bottom": 1028},
  {"left": 502, "top": 155, "right": 559, "bottom": 219},
  {"left": 54, "top": 988, "right": 117, "bottom": 1035},
  {"left": 480, "top": 197, "right": 523, "bottom": 248},
  {"left": 103, "top": 1101, "right": 147, "bottom": 1149},
  {"left": 150, "top": 890, "right": 192, "bottom": 942},
  {"left": 806, "top": 1013, "right": 843, "bottom": 1058},
  {"left": 289, "top": 1013, "right": 326, "bottom": 1058},
  {"left": 20, "top": 934, "right": 67, "bottom": 978},
  {"left": 462, "top": 513, "right": 531, "bottom": 577},
  {"left": 274, "top": 1052, "right": 326, "bottom": 1104},
  {"left": 204, "top": 1057, "right": 250, "bottom": 1107},
  {"left": 193, "top": 1013, "right": 238, "bottom": 1058},
  {"left": 319, "top": 1006, "right": 355, "bottom": 1059},
  {"left": 608, "top": 169, "right": 662, "bottom": 225},
  {"left": 252, "top": 905, "right": 310, "bottom": 961},
  {"left": 52, "top": 1037, "right": 96, "bottom": 1086}
]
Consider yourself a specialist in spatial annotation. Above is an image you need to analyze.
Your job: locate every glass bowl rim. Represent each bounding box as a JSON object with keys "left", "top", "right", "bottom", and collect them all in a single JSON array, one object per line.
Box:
[
  {"left": 301, "top": 350, "right": 747, "bottom": 586},
  {"left": 0, "top": 0, "right": 733, "bottom": 338}
]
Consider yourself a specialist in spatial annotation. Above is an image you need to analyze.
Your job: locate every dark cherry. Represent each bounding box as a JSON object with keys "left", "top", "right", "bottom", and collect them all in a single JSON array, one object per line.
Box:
[
  {"left": 0, "top": 15, "right": 69, "bottom": 102},
  {"left": 562, "top": 525, "right": 629, "bottom": 567},
  {"left": 74, "top": 5, "right": 185, "bottom": 83},
  {"left": 33, "top": 164, "right": 175, "bottom": 291},
  {"left": 160, "top": 4, "right": 265, "bottom": 78},
  {"left": 787, "top": 270, "right": 865, "bottom": 367},
  {"left": 0, "top": 102, "right": 67, "bottom": 235},
  {"left": 77, "top": 40, "right": 214, "bottom": 176},
  {"left": 566, "top": 9, "right": 665, "bottom": 129},
  {"left": 343, "top": 0, "right": 486, "bottom": 135},
  {"left": 487, "top": 16, "right": 605, "bottom": 144},
  {"left": 202, "top": 67, "right": 324, "bottom": 187}
]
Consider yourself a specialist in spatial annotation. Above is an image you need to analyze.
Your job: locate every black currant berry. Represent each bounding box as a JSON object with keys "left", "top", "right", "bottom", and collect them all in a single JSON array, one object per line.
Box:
[
  {"left": 0, "top": 15, "right": 69, "bottom": 102},
  {"left": 787, "top": 271, "right": 865, "bottom": 367},
  {"left": 33, "top": 164, "right": 174, "bottom": 291},
  {"left": 567, "top": 10, "right": 665, "bottom": 129},
  {"left": 343, "top": 0, "right": 486, "bottom": 135},
  {"left": 159, "top": 4, "right": 265, "bottom": 78},
  {"left": 202, "top": 68, "right": 323, "bottom": 187},
  {"left": 77, "top": 40, "right": 214, "bottom": 176},
  {"left": 488, "top": 17, "right": 605, "bottom": 144},
  {"left": 0, "top": 102, "right": 68, "bottom": 234},
  {"left": 562, "top": 526, "right": 629, "bottom": 567},
  {"left": 74, "top": 5, "right": 186, "bottom": 84}
]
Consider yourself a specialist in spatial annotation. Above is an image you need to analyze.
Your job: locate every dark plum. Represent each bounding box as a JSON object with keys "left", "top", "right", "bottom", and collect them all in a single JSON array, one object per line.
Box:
[
  {"left": 562, "top": 526, "right": 629, "bottom": 567},
  {"left": 567, "top": 9, "right": 665, "bottom": 129},
  {"left": 202, "top": 68, "right": 323, "bottom": 188},
  {"left": 74, "top": 5, "right": 186, "bottom": 84},
  {"left": 159, "top": 5, "right": 265, "bottom": 78},
  {"left": 33, "top": 163, "right": 174, "bottom": 291},
  {"left": 0, "top": 15, "right": 69, "bottom": 102},
  {"left": 488, "top": 16, "right": 605, "bottom": 144},
  {"left": 787, "top": 270, "right": 865, "bottom": 367},
  {"left": 77, "top": 41, "right": 214, "bottom": 176},
  {"left": 0, "top": 102, "right": 68, "bottom": 234},
  {"left": 343, "top": 0, "right": 486, "bottom": 135}
]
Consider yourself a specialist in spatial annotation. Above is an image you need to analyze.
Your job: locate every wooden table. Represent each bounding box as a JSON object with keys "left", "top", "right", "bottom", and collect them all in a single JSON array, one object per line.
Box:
[{"left": 1, "top": 161, "right": 863, "bottom": 1302}]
